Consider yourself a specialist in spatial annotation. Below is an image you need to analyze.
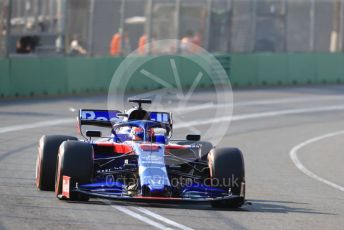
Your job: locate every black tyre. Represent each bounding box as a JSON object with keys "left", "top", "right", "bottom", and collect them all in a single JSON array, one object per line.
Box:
[
  {"left": 36, "top": 135, "right": 77, "bottom": 191},
  {"left": 208, "top": 147, "right": 245, "bottom": 208},
  {"left": 55, "top": 141, "right": 93, "bottom": 201}
]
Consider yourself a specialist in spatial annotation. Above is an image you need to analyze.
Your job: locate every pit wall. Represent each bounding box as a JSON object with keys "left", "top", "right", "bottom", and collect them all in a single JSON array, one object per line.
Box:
[{"left": 0, "top": 53, "right": 343, "bottom": 98}]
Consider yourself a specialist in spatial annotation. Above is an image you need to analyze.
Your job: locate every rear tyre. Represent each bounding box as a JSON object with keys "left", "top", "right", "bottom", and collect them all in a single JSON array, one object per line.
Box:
[
  {"left": 36, "top": 135, "right": 77, "bottom": 191},
  {"left": 208, "top": 147, "right": 245, "bottom": 208},
  {"left": 55, "top": 141, "right": 93, "bottom": 201}
]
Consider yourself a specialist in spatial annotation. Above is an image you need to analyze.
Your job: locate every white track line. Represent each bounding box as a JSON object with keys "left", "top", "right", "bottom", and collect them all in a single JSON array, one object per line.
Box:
[
  {"left": 100, "top": 199, "right": 183, "bottom": 229},
  {"left": 174, "top": 105, "right": 344, "bottom": 129},
  {"left": 234, "top": 96, "right": 344, "bottom": 107},
  {"left": 112, "top": 205, "right": 173, "bottom": 230},
  {"left": 134, "top": 207, "right": 194, "bottom": 230},
  {"left": 174, "top": 95, "right": 344, "bottom": 112},
  {"left": 289, "top": 130, "right": 344, "bottom": 192},
  {"left": 0, "top": 118, "right": 74, "bottom": 134}
]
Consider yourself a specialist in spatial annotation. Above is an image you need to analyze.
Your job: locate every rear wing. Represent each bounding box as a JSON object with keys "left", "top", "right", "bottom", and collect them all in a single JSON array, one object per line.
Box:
[
  {"left": 149, "top": 111, "right": 172, "bottom": 125},
  {"left": 77, "top": 109, "right": 173, "bottom": 129},
  {"left": 78, "top": 109, "right": 121, "bottom": 128}
]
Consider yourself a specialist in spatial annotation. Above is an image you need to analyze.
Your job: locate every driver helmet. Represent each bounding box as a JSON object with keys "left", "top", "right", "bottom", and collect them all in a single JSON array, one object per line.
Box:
[
  {"left": 130, "top": 127, "right": 144, "bottom": 141},
  {"left": 130, "top": 127, "right": 155, "bottom": 141}
]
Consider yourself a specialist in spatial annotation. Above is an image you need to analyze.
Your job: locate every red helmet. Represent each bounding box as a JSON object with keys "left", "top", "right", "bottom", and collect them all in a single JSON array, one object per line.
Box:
[
  {"left": 130, "top": 127, "right": 144, "bottom": 141},
  {"left": 130, "top": 127, "right": 155, "bottom": 141}
]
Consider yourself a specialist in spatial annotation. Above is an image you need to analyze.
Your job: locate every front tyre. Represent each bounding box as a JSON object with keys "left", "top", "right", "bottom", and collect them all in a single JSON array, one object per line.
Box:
[
  {"left": 55, "top": 141, "right": 93, "bottom": 201},
  {"left": 36, "top": 135, "right": 77, "bottom": 191},
  {"left": 208, "top": 147, "right": 245, "bottom": 208}
]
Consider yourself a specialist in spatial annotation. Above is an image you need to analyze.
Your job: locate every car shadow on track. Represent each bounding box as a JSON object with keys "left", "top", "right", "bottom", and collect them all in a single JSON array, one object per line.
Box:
[
  {"left": 237, "top": 199, "right": 336, "bottom": 215},
  {"left": 80, "top": 199, "right": 336, "bottom": 215}
]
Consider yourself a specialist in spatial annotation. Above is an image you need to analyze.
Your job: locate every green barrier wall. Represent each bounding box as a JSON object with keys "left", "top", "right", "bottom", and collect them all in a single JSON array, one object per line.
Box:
[
  {"left": 0, "top": 58, "right": 10, "bottom": 97},
  {"left": 40, "top": 57, "right": 67, "bottom": 95},
  {"left": 316, "top": 54, "right": 344, "bottom": 84},
  {"left": 230, "top": 54, "right": 257, "bottom": 87},
  {"left": 10, "top": 58, "right": 42, "bottom": 96},
  {"left": 229, "top": 53, "right": 344, "bottom": 87},
  {"left": 1, "top": 54, "right": 344, "bottom": 98},
  {"left": 287, "top": 54, "right": 316, "bottom": 85},
  {"left": 0, "top": 57, "right": 125, "bottom": 97}
]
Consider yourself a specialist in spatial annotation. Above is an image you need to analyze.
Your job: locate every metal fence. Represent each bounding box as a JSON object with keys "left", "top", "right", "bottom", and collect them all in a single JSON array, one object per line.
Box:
[
  {"left": 0, "top": 0, "right": 8, "bottom": 56},
  {"left": 0, "top": 0, "right": 343, "bottom": 57}
]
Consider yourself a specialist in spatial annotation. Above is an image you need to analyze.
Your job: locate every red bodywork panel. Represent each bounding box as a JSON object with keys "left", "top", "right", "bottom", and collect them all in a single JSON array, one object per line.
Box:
[
  {"left": 94, "top": 142, "right": 133, "bottom": 154},
  {"left": 94, "top": 142, "right": 189, "bottom": 155},
  {"left": 62, "top": 175, "right": 71, "bottom": 199}
]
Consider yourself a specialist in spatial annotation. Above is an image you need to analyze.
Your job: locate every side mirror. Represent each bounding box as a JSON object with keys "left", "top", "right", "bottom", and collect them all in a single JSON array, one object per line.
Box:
[
  {"left": 86, "top": 130, "right": 102, "bottom": 138},
  {"left": 186, "top": 134, "right": 200, "bottom": 141}
]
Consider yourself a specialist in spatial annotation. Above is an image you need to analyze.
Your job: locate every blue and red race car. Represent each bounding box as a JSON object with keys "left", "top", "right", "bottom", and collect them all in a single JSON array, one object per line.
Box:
[{"left": 36, "top": 99, "right": 245, "bottom": 208}]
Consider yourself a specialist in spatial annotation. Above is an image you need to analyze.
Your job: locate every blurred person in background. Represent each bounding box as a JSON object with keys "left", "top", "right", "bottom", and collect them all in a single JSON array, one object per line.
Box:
[
  {"left": 110, "top": 30, "right": 121, "bottom": 55},
  {"left": 137, "top": 32, "right": 157, "bottom": 55},
  {"left": 109, "top": 29, "right": 130, "bottom": 56},
  {"left": 55, "top": 35, "right": 63, "bottom": 53},
  {"left": 68, "top": 34, "right": 87, "bottom": 56},
  {"left": 180, "top": 30, "right": 194, "bottom": 54},
  {"left": 191, "top": 30, "right": 202, "bottom": 52},
  {"left": 138, "top": 33, "right": 147, "bottom": 55},
  {"left": 16, "top": 36, "right": 39, "bottom": 54}
]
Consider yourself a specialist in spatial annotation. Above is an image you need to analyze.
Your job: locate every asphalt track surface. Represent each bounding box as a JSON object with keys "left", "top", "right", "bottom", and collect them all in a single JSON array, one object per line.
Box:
[{"left": 1, "top": 85, "right": 344, "bottom": 230}]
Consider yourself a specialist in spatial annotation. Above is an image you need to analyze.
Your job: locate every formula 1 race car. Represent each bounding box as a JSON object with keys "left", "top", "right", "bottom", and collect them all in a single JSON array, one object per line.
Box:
[{"left": 36, "top": 99, "right": 245, "bottom": 208}]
